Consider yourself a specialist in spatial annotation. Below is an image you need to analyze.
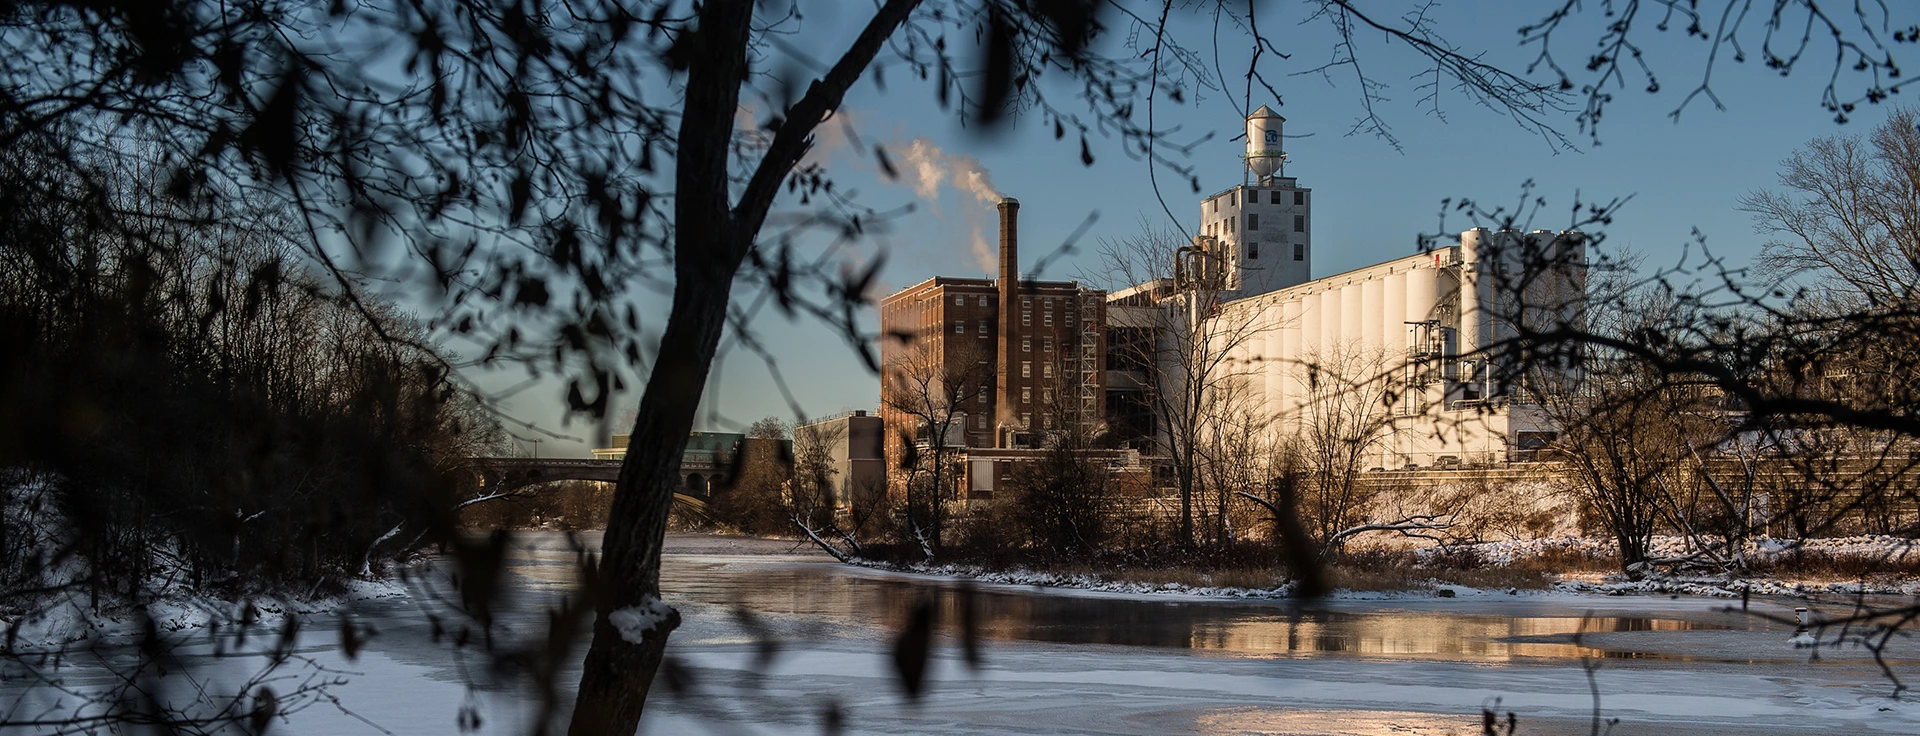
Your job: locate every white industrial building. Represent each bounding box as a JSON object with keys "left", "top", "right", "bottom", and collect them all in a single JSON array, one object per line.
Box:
[{"left": 1112, "top": 106, "right": 1587, "bottom": 468}]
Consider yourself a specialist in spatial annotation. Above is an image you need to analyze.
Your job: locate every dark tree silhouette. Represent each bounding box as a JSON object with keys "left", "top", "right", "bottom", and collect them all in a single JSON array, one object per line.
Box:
[{"left": 3, "top": 0, "right": 1913, "bottom": 731}]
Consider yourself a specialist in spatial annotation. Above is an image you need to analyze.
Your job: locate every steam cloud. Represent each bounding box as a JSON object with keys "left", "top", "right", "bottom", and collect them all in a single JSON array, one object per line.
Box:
[
  {"left": 890, "top": 138, "right": 1003, "bottom": 274},
  {"left": 736, "top": 106, "right": 1007, "bottom": 276}
]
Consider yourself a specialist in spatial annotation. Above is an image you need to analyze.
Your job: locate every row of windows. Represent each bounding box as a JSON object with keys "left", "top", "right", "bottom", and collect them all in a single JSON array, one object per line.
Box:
[
  {"left": 950, "top": 323, "right": 1067, "bottom": 349},
  {"left": 1246, "top": 241, "right": 1309, "bottom": 262},
  {"left": 1246, "top": 214, "right": 1307, "bottom": 232},
  {"left": 972, "top": 386, "right": 1085, "bottom": 410},
  {"left": 1209, "top": 188, "right": 1308, "bottom": 211},
  {"left": 972, "top": 414, "right": 1050, "bottom": 430},
  {"left": 950, "top": 294, "right": 1076, "bottom": 309},
  {"left": 1207, "top": 213, "right": 1307, "bottom": 237},
  {"left": 1018, "top": 361, "right": 1057, "bottom": 378}
]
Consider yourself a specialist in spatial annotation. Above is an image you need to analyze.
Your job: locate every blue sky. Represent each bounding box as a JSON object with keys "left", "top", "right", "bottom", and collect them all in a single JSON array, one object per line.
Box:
[{"left": 484, "top": 0, "right": 1901, "bottom": 456}]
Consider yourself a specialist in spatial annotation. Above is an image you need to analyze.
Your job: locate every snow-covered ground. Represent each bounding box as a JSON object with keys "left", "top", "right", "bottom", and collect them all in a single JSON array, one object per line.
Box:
[
  {"left": 5, "top": 532, "right": 1917, "bottom": 735},
  {"left": 0, "top": 476, "right": 411, "bottom": 650},
  {"left": 0, "top": 577, "right": 411, "bottom": 650},
  {"left": 1430, "top": 534, "right": 1920, "bottom": 569},
  {"left": 836, "top": 534, "right": 1920, "bottom": 604}
]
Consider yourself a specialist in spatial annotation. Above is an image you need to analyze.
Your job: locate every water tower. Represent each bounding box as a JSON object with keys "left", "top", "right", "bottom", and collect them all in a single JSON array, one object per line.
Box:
[{"left": 1244, "top": 105, "right": 1285, "bottom": 183}]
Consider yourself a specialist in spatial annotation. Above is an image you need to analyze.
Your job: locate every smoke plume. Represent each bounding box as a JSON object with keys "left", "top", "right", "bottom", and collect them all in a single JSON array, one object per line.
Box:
[{"left": 890, "top": 138, "right": 1003, "bottom": 274}]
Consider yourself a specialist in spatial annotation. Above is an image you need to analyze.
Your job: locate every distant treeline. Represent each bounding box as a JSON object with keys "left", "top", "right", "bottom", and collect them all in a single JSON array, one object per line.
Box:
[{"left": 0, "top": 128, "right": 505, "bottom": 606}]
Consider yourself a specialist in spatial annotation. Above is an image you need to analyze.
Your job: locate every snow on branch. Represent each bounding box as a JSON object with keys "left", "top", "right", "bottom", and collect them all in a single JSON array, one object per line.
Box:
[
  {"left": 1323, "top": 515, "right": 1455, "bottom": 550},
  {"left": 792, "top": 514, "right": 855, "bottom": 564},
  {"left": 1235, "top": 491, "right": 1455, "bottom": 558},
  {"left": 454, "top": 488, "right": 533, "bottom": 511}
]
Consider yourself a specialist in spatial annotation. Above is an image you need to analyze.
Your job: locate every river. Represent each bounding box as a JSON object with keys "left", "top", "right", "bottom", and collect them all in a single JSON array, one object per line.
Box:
[{"left": 6, "top": 531, "right": 1917, "bottom": 735}]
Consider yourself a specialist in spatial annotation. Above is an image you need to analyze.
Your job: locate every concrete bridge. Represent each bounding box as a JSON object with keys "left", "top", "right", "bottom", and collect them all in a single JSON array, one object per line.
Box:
[{"left": 459, "top": 457, "right": 727, "bottom": 509}]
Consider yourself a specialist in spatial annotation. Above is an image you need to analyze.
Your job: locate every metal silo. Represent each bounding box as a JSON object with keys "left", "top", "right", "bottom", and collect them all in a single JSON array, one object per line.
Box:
[{"left": 1244, "top": 105, "right": 1286, "bottom": 181}]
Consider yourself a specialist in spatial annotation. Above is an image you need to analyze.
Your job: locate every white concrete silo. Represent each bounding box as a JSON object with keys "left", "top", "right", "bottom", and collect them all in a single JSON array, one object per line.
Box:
[
  {"left": 1340, "top": 283, "right": 1363, "bottom": 359},
  {"left": 1405, "top": 266, "right": 1440, "bottom": 325},
  {"left": 1281, "top": 298, "right": 1302, "bottom": 411},
  {"left": 1360, "top": 279, "right": 1384, "bottom": 354},
  {"left": 1383, "top": 272, "right": 1407, "bottom": 357},
  {"left": 1301, "top": 291, "right": 1322, "bottom": 367},
  {"left": 1320, "top": 288, "right": 1343, "bottom": 364},
  {"left": 1459, "top": 228, "right": 1488, "bottom": 357}
]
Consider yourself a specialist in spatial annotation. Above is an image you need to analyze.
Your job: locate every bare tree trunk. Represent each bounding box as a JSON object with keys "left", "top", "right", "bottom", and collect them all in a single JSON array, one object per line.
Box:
[
  {"left": 566, "top": 1, "right": 922, "bottom": 730},
  {"left": 569, "top": 272, "right": 736, "bottom": 733},
  {"left": 1178, "top": 456, "right": 1195, "bottom": 546},
  {"left": 567, "top": 1, "right": 753, "bottom": 730}
]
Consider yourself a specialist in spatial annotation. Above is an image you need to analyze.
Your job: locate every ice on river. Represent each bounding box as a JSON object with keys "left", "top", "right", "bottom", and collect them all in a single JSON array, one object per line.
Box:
[{"left": 3, "top": 532, "right": 1914, "bottom": 736}]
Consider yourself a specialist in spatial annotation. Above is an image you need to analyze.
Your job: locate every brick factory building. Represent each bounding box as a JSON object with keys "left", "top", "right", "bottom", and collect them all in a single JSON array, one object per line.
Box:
[{"left": 878, "top": 198, "right": 1146, "bottom": 501}]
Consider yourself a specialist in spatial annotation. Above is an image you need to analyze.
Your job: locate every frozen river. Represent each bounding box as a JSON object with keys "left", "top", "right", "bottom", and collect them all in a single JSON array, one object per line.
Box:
[{"left": 8, "top": 532, "right": 1918, "bottom": 735}]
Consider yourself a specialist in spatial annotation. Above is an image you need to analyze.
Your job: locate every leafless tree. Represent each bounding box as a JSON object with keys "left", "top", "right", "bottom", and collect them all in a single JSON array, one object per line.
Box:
[
  {"left": 1292, "top": 343, "right": 1400, "bottom": 551},
  {"left": 1732, "top": 106, "right": 1920, "bottom": 540},
  {"left": 1101, "top": 219, "right": 1274, "bottom": 545},
  {"left": 6, "top": 0, "right": 1914, "bottom": 728},
  {"left": 789, "top": 421, "right": 864, "bottom": 561},
  {"left": 1194, "top": 372, "right": 1284, "bottom": 544},
  {"left": 1744, "top": 107, "right": 1920, "bottom": 307},
  {"left": 1002, "top": 361, "right": 1114, "bottom": 557},
  {"left": 882, "top": 335, "right": 993, "bottom": 550},
  {"left": 791, "top": 416, "right": 896, "bottom": 560}
]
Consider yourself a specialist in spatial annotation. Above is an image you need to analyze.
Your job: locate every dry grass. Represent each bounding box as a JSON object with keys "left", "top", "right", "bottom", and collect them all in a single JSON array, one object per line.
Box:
[
  {"left": 1328, "top": 564, "right": 1434, "bottom": 592},
  {"left": 1428, "top": 566, "right": 1557, "bottom": 590},
  {"left": 1747, "top": 549, "right": 1920, "bottom": 579},
  {"left": 1329, "top": 547, "right": 1578, "bottom": 591}
]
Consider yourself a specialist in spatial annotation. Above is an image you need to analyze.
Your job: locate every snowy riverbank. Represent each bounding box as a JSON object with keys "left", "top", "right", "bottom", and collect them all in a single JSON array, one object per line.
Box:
[
  {"left": 0, "top": 576, "right": 410, "bottom": 650},
  {"left": 840, "top": 534, "right": 1920, "bottom": 604}
]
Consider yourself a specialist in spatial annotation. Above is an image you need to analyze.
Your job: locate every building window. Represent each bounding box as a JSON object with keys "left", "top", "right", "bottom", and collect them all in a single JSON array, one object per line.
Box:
[
  {"left": 1043, "top": 336, "right": 1054, "bottom": 352},
  {"left": 1246, "top": 213, "right": 1258, "bottom": 231},
  {"left": 954, "top": 295, "right": 964, "bottom": 305},
  {"left": 1248, "top": 242, "right": 1259, "bottom": 260},
  {"left": 1022, "top": 297, "right": 1031, "bottom": 308},
  {"left": 1294, "top": 214, "right": 1305, "bottom": 232},
  {"left": 1044, "top": 363, "right": 1054, "bottom": 378},
  {"left": 978, "top": 320, "right": 988, "bottom": 337},
  {"left": 978, "top": 390, "right": 988, "bottom": 403},
  {"left": 1021, "top": 388, "right": 1030, "bottom": 404},
  {"left": 1294, "top": 242, "right": 1304, "bottom": 261},
  {"left": 1044, "top": 297, "right": 1053, "bottom": 308},
  {"left": 978, "top": 415, "right": 988, "bottom": 429},
  {"left": 1022, "top": 361, "right": 1031, "bottom": 378},
  {"left": 1211, "top": 197, "right": 1218, "bottom": 213},
  {"left": 1043, "top": 415, "right": 1054, "bottom": 429},
  {"left": 1021, "top": 413, "right": 1031, "bottom": 428},
  {"left": 1022, "top": 337, "right": 1031, "bottom": 352},
  {"left": 1295, "top": 190, "right": 1305, "bottom": 205},
  {"left": 1043, "top": 311, "right": 1053, "bottom": 327},
  {"left": 978, "top": 295, "right": 988, "bottom": 306},
  {"left": 1228, "top": 217, "right": 1235, "bottom": 233},
  {"left": 1229, "top": 191, "right": 1236, "bottom": 206},
  {"left": 1022, "top": 310, "right": 1031, "bottom": 326},
  {"left": 1043, "top": 387, "right": 1053, "bottom": 403},
  {"left": 1270, "top": 190, "right": 1282, "bottom": 204},
  {"left": 955, "top": 322, "right": 965, "bottom": 334}
]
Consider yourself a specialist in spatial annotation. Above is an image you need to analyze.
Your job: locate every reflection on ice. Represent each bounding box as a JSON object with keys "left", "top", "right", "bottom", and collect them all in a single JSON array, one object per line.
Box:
[
  {"left": 637, "top": 554, "right": 1748, "bottom": 662},
  {"left": 1194, "top": 708, "right": 1483, "bottom": 736}
]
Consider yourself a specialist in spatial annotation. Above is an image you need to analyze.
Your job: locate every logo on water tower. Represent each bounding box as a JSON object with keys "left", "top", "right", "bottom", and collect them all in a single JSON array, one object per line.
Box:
[{"left": 1264, "top": 129, "right": 1279, "bottom": 145}]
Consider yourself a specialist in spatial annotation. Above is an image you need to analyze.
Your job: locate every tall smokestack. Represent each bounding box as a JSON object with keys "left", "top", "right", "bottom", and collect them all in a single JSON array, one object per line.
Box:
[{"left": 996, "top": 197, "right": 1019, "bottom": 445}]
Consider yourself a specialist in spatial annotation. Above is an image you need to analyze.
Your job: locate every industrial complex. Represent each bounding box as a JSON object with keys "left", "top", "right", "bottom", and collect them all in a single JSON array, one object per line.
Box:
[{"left": 852, "top": 104, "right": 1590, "bottom": 504}]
